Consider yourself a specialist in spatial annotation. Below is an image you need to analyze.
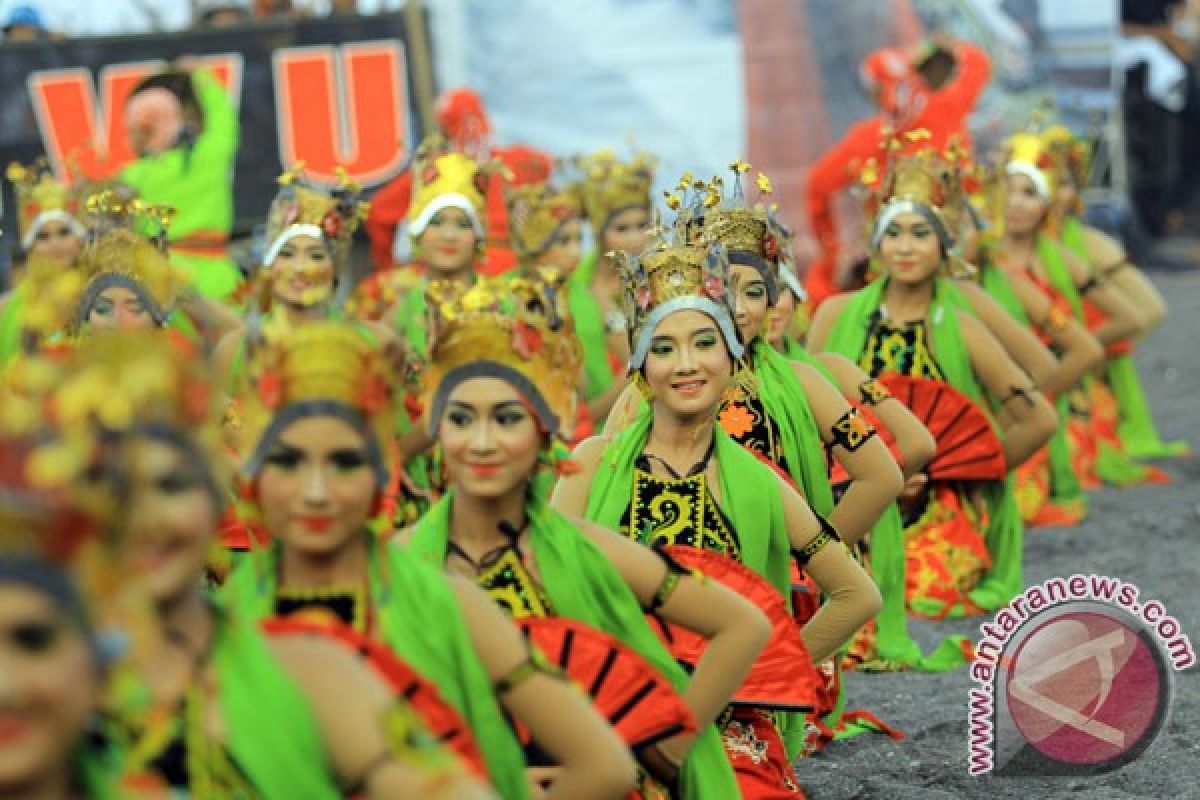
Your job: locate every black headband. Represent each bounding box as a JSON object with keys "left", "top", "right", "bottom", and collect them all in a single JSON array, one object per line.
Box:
[{"left": 243, "top": 399, "right": 388, "bottom": 485}]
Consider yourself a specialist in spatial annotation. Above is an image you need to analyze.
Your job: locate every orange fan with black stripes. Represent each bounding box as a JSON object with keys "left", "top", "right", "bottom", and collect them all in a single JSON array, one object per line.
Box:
[
  {"left": 260, "top": 617, "right": 487, "bottom": 779},
  {"left": 879, "top": 373, "right": 1006, "bottom": 482},
  {"left": 649, "top": 545, "right": 819, "bottom": 712},
  {"left": 516, "top": 617, "right": 697, "bottom": 752}
]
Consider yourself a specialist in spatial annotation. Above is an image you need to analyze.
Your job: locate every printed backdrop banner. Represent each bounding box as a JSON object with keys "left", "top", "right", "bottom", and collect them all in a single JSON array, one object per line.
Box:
[{"left": 0, "top": 12, "right": 429, "bottom": 242}]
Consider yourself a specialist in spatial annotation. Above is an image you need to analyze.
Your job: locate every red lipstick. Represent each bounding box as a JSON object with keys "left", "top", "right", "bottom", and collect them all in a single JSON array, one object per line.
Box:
[
  {"left": 296, "top": 515, "right": 335, "bottom": 534},
  {"left": 0, "top": 717, "right": 31, "bottom": 745},
  {"left": 467, "top": 463, "right": 500, "bottom": 478}
]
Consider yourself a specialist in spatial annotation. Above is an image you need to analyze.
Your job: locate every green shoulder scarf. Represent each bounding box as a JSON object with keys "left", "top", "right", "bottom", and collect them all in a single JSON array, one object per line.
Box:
[
  {"left": 222, "top": 539, "right": 529, "bottom": 799},
  {"left": 584, "top": 408, "right": 791, "bottom": 600},
  {"left": 213, "top": 601, "right": 343, "bottom": 798},
  {"left": 750, "top": 338, "right": 835, "bottom": 516},
  {"left": 568, "top": 250, "right": 619, "bottom": 402},
  {"left": 822, "top": 276, "right": 1024, "bottom": 612},
  {"left": 0, "top": 285, "right": 25, "bottom": 368},
  {"left": 408, "top": 494, "right": 740, "bottom": 799}
]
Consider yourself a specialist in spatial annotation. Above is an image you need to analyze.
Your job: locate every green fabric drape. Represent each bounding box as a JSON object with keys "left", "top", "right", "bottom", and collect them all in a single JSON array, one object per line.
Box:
[
  {"left": 822, "top": 276, "right": 1024, "bottom": 613},
  {"left": 750, "top": 339, "right": 834, "bottom": 516},
  {"left": 584, "top": 409, "right": 791, "bottom": 600},
  {"left": 214, "top": 603, "right": 343, "bottom": 798},
  {"left": 222, "top": 539, "right": 530, "bottom": 799},
  {"left": 582, "top": 408, "right": 806, "bottom": 754},
  {"left": 0, "top": 285, "right": 24, "bottom": 368},
  {"left": 568, "top": 250, "right": 619, "bottom": 403},
  {"left": 408, "top": 494, "right": 740, "bottom": 799}
]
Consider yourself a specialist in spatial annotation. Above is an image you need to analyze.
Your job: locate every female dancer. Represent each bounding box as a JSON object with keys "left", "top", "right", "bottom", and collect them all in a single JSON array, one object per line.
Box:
[
  {"left": 0, "top": 429, "right": 116, "bottom": 799},
  {"left": 1, "top": 161, "right": 85, "bottom": 365},
  {"left": 998, "top": 132, "right": 1156, "bottom": 489},
  {"left": 553, "top": 231, "right": 882, "bottom": 796},
  {"left": 1041, "top": 124, "right": 1187, "bottom": 460},
  {"left": 403, "top": 273, "right": 767, "bottom": 797},
  {"left": 506, "top": 180, "right": 585, "bottom": 279},
  {"left": 809, "top": 148, "right": 1058, "bottom": 617},
  {"left": 569, "top": 149, "right": 655, "bottom": 423},
  {"left": 19, "top": 330, "right": 496, "bottom": 798},
  {"left": 215, "top": 166, "right": 368, "bottom": 388},
  {"left": 223, "top": 318, "right": 637, "bottom": 799},
  {"left": 956, "top": 193, "right": 1103, "bottom": 526}
]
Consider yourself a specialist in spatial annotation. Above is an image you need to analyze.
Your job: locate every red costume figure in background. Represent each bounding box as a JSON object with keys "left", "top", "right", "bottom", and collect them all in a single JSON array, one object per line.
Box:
[
  {"left": 804, "top": 38, "right": 990, "bottom": 305},
  {"left": 364, "top": 88, "right": 553, "bottom": 277}
]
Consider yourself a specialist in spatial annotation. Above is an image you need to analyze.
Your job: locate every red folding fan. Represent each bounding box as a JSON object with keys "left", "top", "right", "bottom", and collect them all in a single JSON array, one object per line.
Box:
[
  {"left": 261, "top": 617, "right": 487, "bottom": 779},
  {"left": 516, "top": 616, "right": 697, "bottom": 752},
  {"left": 879, "top": 374, "right": 1007, "bottom": 482},
  {"left": 649, "top": 545, "right": 819, "bottom": 712}
]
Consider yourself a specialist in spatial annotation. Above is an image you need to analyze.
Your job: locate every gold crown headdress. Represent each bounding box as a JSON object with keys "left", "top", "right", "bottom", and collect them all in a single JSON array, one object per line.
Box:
[
  {"left": 1040, "top": 124, "right": 1092, "bottom": 212},
  {"left": 6, "top": 159, "right": 86, "bottom": 251},
  {"left": 72, "top": 226, "right": 184, "bottom": 333},
  {"left": 419, "top": 270, "right": 582, "bottom": 438},
  {"left": 407, "top": 135, "right": 499, "bottom": 238},
  {"left": 574, "top": 148, "right": 656, "bottom": 233},
  {"left": 237, "top": 319, "right": 400, "bottom": 482},
  {"left": 614, "top": 218, "right": 743, "bottom": 369},
  {"left": 861, "top": 132, "right": 964, "bottom": 251},
  {"left": 506, "top": 178, "right": 583, "bottom": 265},
  {"left": 686, "top": 161, "right": 785, "bottom": 304},
  {"left": 2, "top": 330, "right": 220, "bottom": 666},
  {"left": 263, "top": 163, "right": 368, "bottom": 270}
]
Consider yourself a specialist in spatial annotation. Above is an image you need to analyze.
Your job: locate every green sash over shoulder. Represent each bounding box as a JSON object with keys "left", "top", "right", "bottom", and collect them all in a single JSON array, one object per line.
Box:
[
  {"left": 568, "top": 250, "right": 619, "bottom": 403},
  {"left": 584, "top": 409, "right": 791, "bottom": 600},
  {"left": 222, "top": 540, "right": 530, "bottom": 799},
  {"left": 822, "top": 276, "right": 1023, "bottom": 613},
  {"left": 408, "top": 494, "right": 740, "bottom": 799},
  {"left": 750, "top": 339, "right": 834, "bottom": 516},
  {"left": 214, "top": 602, "right": 343, "bottom": 798},
  {"left": 0, "top": 285, "right": 25, "bottom": 368}
]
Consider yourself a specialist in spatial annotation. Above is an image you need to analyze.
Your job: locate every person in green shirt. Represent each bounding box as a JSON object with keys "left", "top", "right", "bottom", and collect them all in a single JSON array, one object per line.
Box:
[{"left": 121, "top": 64, "right": 243, "bottom": 301}]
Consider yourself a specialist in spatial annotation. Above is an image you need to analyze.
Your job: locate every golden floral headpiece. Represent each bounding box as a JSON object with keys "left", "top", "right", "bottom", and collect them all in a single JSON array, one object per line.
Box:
[
  {"left": 614, "top": 217, "right": 743, "bottom": 369},
  {"left": 684, "top": 161, "right": 785, "bottom": 304},
  {"left": 574, "top": 148, "right": 656, "bottom": 234},
  {"left": 420, "top": 270, "right": 582, "bottom": 438},
  {"left": 238, "top": 319, "right": 400, "bottom": 482},
  {"left": 264, "top": 164, "right": 368, "bottom": 270},
  {"left": 407, "top": 135, "right": 499, "bottom": 238},
  {"left": 506, "top": 179, "right": 583, "bottom": 265},
  {"left": 5, "top": 160, "right": 86, "bottom": 251},
  {"left": 72, "top": 226, "right": 184, "bottom": 333},
  {"left": 862, "top": 132, "right": 964, "bottom": 254}
]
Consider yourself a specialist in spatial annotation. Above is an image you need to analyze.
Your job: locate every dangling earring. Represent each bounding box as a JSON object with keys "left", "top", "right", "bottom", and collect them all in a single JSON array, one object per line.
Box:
[{"left": 632, "top": 371, "right": 655, "bottom": 402}]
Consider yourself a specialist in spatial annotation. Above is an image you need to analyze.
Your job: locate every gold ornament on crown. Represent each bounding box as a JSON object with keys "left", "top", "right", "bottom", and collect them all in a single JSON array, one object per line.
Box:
[
  {"left": 235, "top": 318, "right": 401, "bottom": 468},
  {"left": 572, "top": 148, "right": 656, "bottom": 233},
  {"left": 506, "top": 178, "right": 583, "bottom": 265},
  {"left": 686, "top": 162, "right": 787, "bottom": 292},
  {"left": 407, "top": 135, "right": 506, "bottom": 231},
  {"left": 419, "top": 270, "right": 582, "bottom": 438},
  {"left": 860, "top": 132, "right": 971, "bottom": 277},
  {"left": 70, "top": 226, "right": 185, "bottom": 334},
  {"left": 5, "top": 159, "right": 83, "bottom": 247},
  {"left": 265, "top": 163, "right": 368, "bottom": 266}
]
